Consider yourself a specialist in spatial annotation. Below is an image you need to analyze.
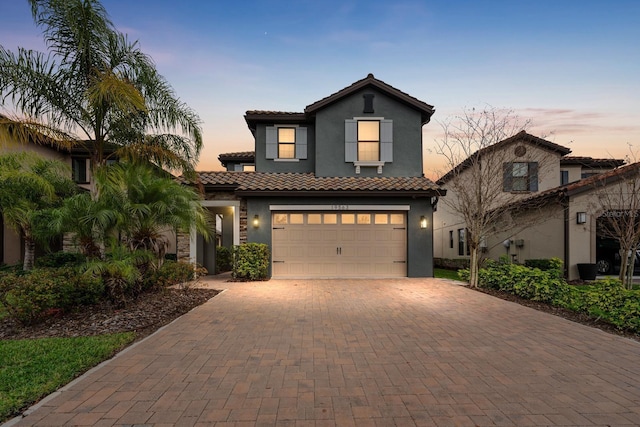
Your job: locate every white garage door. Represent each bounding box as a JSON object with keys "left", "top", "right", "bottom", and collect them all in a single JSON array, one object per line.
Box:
[{"left": 272, "top": 212, "right": 406, "bottom": 278}]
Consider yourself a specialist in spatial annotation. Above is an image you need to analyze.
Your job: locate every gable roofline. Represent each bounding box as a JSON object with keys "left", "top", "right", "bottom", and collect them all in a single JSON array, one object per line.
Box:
[
  {"left": 437, "top": 130, "right": 572, "bottom": 184},
  {"left": 304, "top": 73, "right": 435, "bottom": 124}
]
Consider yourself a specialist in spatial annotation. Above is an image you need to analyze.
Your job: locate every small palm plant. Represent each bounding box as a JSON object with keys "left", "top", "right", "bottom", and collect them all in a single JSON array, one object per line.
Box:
[{"left": 82, "top": 241, "right": 155, "bottom": 307}]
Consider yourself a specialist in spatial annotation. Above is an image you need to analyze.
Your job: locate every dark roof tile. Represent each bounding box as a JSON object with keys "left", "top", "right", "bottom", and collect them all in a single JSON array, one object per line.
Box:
[
  {"left": 560, "top": 156, "right": 625, "bottom": 168},
  {"left": 180, "top": 172, "right": 444, "bottom": 195}
]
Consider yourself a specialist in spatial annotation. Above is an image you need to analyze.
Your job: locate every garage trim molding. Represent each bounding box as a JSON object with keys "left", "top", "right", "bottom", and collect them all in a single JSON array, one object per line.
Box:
[{"left": 269, "top": 204, "right": 411, "bottom": 211}]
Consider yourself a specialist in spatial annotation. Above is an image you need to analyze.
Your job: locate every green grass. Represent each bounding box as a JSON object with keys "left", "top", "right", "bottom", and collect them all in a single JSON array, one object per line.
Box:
[
  {"left": 0, "top": 333, "right": 135, "bottom": 422},
  {"left": 434, "top": 268, "right": 463, "bottom": 281}
]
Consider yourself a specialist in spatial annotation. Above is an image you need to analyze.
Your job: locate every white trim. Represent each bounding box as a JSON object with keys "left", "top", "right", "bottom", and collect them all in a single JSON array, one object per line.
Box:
[
  {"left": 354, "top": 161, "right": 385, "bottom": 174},
  {"left": 190, "top": 202, "right": 241, "bottom": 261},
  {"left": 273, "top": 158, "right": 300, "bottom": 162},
  {"left": 269, "top": 205, "right": 410, "bottom": 211},
  {"left": 352, "top": 116, "right": 385, "bottom": 120}
]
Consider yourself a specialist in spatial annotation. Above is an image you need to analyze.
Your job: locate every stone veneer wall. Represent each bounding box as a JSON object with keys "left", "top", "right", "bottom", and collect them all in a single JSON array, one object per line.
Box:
[
  {"left": 177, "top": 231, "right": 190, "bottom": 262},
  {"left": 239, "top": 199, "right": 247, "bottom": 243},
  {"left": 177, "top": 192, "right": 247, "bottom": 263}
]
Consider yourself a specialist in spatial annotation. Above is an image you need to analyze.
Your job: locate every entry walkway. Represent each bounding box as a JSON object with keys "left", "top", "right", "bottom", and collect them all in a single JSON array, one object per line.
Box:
[{"left": 7, "top": 278, "right": 640, "bottom": 426}]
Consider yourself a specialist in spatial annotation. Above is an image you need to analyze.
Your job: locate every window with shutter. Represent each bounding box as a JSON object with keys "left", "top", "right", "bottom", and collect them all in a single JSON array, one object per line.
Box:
[
  {"left": 266, "top": 126, "right": 307, "bottom": 161},
  {"left": 345, "top": 118, "right": 393, "bottom": 174},
  {"left": 503, "top": 162, "right": 539, "bottom": 192}
]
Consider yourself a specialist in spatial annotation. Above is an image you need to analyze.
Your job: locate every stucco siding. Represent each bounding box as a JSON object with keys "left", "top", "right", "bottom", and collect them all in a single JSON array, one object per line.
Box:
[{"left": 314, "top": 88, "right": 424, "bottom": 177}]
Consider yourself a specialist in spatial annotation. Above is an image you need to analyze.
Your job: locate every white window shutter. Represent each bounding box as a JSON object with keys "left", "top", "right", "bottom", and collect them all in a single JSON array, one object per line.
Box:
[
  {"left": 266, "top": 126, "right": 277, "bottom": 159},
  {"left": 345, "top": 120, "right": 357, "bottom": 162},
  {"left": 380, "top": 119, "right": 393, "bottom": 162},
  {"left": 295, "top": 127, "right": 307, "bottom": 159}
]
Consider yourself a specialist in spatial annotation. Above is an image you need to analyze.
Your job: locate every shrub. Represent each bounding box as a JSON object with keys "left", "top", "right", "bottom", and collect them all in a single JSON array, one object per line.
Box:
[
  {"left": 475, "top": 261, "right": 640, "bottom": 333},
  {"left": 35, "top": 251, "right": 86, "bottom": 268},
  {"left": 150, "top": 260, "right": 206, "bottom": 288},
  {"left": 580, "top": 279, "right": 640, "bottom": 331},
  {"left": 0, "top": 267, "right": 103, "bottom": 325},
  {"left": 233, "top": 243, "right": 270, "bottom": 280},
  {"left": 82, "top": 245, "right": 155, "bottom": 307},
  {"left": 477, "top": 259, "right": 571, "bottom": 305},
  {"left": 524, "top": 258, "right": 563, "bottom": 272},
  {"left": 216, "top": 246, "right": 233, "bottom": 273}
]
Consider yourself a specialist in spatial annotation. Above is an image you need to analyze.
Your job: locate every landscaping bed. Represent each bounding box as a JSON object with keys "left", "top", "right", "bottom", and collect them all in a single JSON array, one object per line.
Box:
[
  {"left": 473, "top": 285, "right": 640, "bottom": 343},
  {"left": 0, "top": 287, "right": 219, "bottom": 341}
]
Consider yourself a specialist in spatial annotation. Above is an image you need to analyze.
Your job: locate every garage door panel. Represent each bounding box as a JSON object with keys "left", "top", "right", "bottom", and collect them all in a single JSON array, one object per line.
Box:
[{"left": 272, "top": 212, "right": 406, "bottom": 278}]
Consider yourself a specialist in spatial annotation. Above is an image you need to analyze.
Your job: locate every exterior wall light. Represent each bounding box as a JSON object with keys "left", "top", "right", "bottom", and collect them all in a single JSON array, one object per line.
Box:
[
  {"left": 420, "top": 216, "right": 428, "bottom": 229},
  {"left": 252, "top": 215, "right": 260, "bottom": 228},
  {"left": 576, "top": 212, "right": 587, "bottom": 224}
]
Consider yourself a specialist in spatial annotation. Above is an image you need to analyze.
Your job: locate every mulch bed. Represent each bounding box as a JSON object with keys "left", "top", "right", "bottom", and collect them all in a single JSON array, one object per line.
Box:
[
  {"left": 472, "top": 286, "right": 640, "bottom": 343},
  {"left": 0, "top": 288, "right": 220, "bottom": 341}
]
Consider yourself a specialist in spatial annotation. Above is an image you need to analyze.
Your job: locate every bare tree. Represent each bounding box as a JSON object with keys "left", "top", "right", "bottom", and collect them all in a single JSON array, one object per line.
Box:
[
  {"left": 589, "top": 155, "right": 640, "bottom": 289},
  {"left": 435, "top": 107, "right": 558, "bottom": 287}
]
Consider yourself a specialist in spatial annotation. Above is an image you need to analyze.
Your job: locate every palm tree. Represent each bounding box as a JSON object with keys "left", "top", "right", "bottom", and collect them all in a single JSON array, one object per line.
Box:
[
  {"left": 0, "top": 152, "right": 76, "bottom": 270},
  {"left": 94, "top": 162, "right": 213, "bottom": 265},
  {"left": 0, "top": 0, "right": 202, "bottom": 180},
  {"left": 49, "top": 192, "right": 116, "bottom": 258}
]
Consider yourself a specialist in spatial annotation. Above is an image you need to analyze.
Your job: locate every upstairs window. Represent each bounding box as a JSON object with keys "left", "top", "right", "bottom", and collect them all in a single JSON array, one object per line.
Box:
[
  {"left": 561, "top": 170, "right": 569, "bottom": 185},
  {"left": 266, "top": 126, "right": 307, "bottom": 160},
  {"left": 278, "top": 127, "right": 296, "bottom": 159},
  {"left": 71, "top": 157, "right": 87, "bottom": 183},
  {"left": 345, "top": 118, "right": 393, "bottom": 173},
  {"left": 503, "top": 162, "right": 538, "bottom": 192},
  {"left": 357, "top": 120, "right": 379, "bottom": 161}
]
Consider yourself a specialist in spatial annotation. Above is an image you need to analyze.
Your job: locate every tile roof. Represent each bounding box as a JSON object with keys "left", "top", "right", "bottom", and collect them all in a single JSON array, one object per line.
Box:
[
  {"left": 438, "top": 131, "right": 572, "bottom": 184},
  {"left": 501, "top": 161, "right": 640, "bottom": 209},
  {"left": 218, "top": 151, "right": 255, "bottom": 167},
  {"left": 180, "top": 172, "right": 444, "bottom": 196},
  {"left": 560, "top": 156, "right": 625, "bottom": 168}
]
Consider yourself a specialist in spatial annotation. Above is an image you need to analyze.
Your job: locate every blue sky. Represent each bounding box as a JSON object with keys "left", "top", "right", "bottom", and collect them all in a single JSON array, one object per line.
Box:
[{"left": 1, "top": 0, "right": 639, "bottom": 176}]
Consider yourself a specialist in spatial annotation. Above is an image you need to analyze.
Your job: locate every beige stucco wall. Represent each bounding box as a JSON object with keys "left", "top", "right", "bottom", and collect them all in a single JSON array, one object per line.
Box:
[
  {"left": 434, "top": 139, "right": 564, "bottom": 260},
  {"left": 484, "top": 204, "right": 565, "bottom": 264},
  {"left": 562, "top": 165, "right": 582, "bottom": 184}
]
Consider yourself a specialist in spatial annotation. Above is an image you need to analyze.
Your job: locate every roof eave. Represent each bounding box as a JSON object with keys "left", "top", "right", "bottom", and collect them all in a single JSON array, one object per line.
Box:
[{"left": 235, "top": 189, "right": 445, "bottom": 197}]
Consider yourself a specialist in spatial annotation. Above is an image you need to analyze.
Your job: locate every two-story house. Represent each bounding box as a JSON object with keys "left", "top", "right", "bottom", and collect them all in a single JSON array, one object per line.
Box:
[
  {"left": 433, "top": 130, "right": 629, "bottom": 280},
  {"left": 180, "top": 74, "right": 445, "bottom": 278}
]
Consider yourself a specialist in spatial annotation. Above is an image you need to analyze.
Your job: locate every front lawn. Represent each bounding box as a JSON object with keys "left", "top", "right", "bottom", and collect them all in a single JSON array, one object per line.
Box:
[
  {"left": 434, "top": 268, "right": 463, "bottom": 281},
  {"left": 0, "top": 333, "right": 135, "bottom": 422}
]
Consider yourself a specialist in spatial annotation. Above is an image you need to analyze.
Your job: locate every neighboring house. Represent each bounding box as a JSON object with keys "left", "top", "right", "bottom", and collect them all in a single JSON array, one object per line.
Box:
[
  {"left": 180, "top": 74, "right": 445, "bottom": 278},
  {"left": 433, "top": 130, "right": 627, "bottom": 280},
  {"left": 0, "top": 117, "right": 179, "bottom": 265}
]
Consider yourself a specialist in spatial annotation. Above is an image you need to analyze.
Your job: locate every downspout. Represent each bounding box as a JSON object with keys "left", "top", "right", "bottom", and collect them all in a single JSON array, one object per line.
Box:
[{"left": 562, "top": 195, "right": 570, "bottom": 279}]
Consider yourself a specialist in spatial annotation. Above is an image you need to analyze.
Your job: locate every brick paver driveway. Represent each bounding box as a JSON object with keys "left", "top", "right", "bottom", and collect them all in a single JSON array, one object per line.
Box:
[{"left": 8, "top": 278, "right": 640, "bottom": 426}]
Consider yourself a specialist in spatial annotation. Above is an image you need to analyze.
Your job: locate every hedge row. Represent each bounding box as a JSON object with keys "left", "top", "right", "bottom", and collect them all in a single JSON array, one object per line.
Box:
[{"left": 460, "top": 259, "right": 640, "bottom": 332}]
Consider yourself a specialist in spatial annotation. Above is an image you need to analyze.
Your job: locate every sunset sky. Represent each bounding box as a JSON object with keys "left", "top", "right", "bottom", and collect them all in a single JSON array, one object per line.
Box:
[{"left": 1, "top": 0, "right": 639, "bottom": 178}]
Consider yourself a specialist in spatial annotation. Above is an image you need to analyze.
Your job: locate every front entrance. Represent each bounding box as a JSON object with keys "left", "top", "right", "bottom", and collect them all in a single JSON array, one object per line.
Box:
[{"left": 271, "top": 211, "right": 406, "bottom": 278}]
